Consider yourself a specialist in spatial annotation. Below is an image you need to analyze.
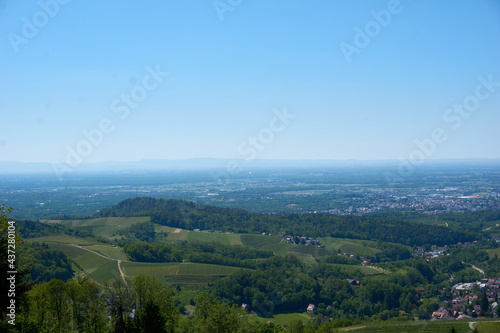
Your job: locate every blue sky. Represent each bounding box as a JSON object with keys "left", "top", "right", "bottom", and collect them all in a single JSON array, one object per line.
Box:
[{"left": 1, "top": 0, "right": 499, "bottom": 163}]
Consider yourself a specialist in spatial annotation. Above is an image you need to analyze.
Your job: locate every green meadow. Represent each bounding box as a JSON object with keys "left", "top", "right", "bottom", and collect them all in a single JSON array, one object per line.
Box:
[
  {"left": 337, "top": 320, "right": 472, "bottom": 333},
  {"left": 61, "top": 216, "right": 151, "bottom": 238},
  {"left": 319, "top": 237, "right": 381, "bottom": 256}
]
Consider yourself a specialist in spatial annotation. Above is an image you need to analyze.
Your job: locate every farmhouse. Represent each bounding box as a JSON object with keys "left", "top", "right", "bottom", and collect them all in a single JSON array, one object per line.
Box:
[{"left": 307, "top": 304, "right": 316, "bottom": 313}]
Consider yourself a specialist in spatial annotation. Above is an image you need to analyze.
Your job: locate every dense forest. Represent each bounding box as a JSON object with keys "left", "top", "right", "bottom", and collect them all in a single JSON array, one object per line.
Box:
[{"left": 20, "top": 242, "right": 74, "bottom": 283}]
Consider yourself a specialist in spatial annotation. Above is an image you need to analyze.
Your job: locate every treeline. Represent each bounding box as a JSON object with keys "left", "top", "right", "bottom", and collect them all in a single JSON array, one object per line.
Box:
[
  {"left": 374, "top": 243, "right": 413, "bottom": 262},
  {"left": 121, "top": 221, "right": 156, "bottom": 242},
  {"left": 123, "top": 241, "right": 274, "bottom": 268},
  {"left": 98, "top": 197, "right": 481, "bottom": 246},
  {"left": 21, "top": 242, "right": 74, "bottom": 283},
  {"left": 10, "top": 273, "right": 359, "bottom": 333},
  {"left": 16, "top": 220, "right": 94, "bottom": 239},
  {"left": 366, "top": 209, "right": 500, "bottom": 232}
]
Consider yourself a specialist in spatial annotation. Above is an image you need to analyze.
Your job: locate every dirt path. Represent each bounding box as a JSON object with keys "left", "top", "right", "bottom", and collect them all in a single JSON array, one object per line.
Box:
[
  {"left": 72, "top": 244, "right": 128, "bottom": 285},
  {"left": 461, "top": 261, "right": 484, "bottom": 275},
  {"left": 117, "top": 260, "right": 127, "bottom": 286},
  {"left": 471, "top": 264, "right": 484, "bottom": 275},
  {"left": 73, "top": 244, "right": 112, "bottom": 259}
]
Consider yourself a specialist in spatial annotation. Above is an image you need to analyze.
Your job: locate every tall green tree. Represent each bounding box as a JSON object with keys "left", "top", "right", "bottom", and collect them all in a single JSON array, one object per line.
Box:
[
  {"left": 25, "top": 279, "right": 71, "bottom": 332},
  {"left": 193, "top": 292, "right": 242, "bottom": 333},
  {"left": 109, "top": 278, "right": 135, "bottom": 333},
  {"left": 67, "top": 276, "right": 107, "bottom": 333},
  {"left": 133, "top": 275, "right": 179, "bottom": 333}
]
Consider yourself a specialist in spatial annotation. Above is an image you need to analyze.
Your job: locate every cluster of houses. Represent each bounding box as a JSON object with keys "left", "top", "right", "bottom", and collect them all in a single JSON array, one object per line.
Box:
[
  {"left": 452, "top": 278, "right": 500, "bottom": 293},
  {"left": 412, "top": 241, "right": 479, "bottom": 259},
  {"left": 304, "top": 278, "right": 500, "bottom": 321},
  {"left": 427, "top": 278, "right": 500, "bottom": 320}
]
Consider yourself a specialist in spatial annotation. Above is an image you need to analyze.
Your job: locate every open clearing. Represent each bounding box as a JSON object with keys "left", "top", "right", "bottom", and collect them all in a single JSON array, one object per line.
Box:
[
  {"left": 60, "top": 217, "right": 150, "bottom": 238},
  {"left": 85, "top": 245, "right": 127, "bottom": 261},
  {"left": 339, "top": 320, "right": 471, "bottom": 332},
  {"left": 26, "top": 235, "right": 101, "bottom": 246},
  {"left": 165, "top": 229, "right": 189, "bottom": 241},
  {"left": 486, "top": 247, "right": 500, "bottom": 258},
  {"left": 319, "top": 237, "right": 381, "bottom": 256},
  {"left": 253, "top": 312, "right": 312, "bottom": 326},
  {"left": 88, "top": 260, "right": 122, "bottom": 285},
  {"left": 121, "top": 262, "right": 244, "bottom": 276},
  {"left": 187, "top": 230, "right": 242, "bottom": 245},
  {"left": 475, "top": 321, "right": 500, "bottom": 333},
  {"left": 240, "top": 234, "right": 295, "bottom": 254},
  {"left": 326, "top": 263, "right": 384, "bottom": 276}
]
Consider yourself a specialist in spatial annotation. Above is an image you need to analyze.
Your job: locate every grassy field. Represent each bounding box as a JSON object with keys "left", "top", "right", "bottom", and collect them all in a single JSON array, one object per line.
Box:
[
  {"left": 177, "top": 262, "right": 243, "bottom": 275},
  {"left": 337, "top": 320, "right": 471, "bottom": 332},
  {"left": 88, "top": 260, "right": 122, "bottom": 285},
  {"left": 29, "top": 236, "right": 126, "bottom": 284},
  {"left": 325, "top": 263, "right": 385, "bottom": 276},
  {"left": 286, "top": 251, "right": 316, "bottom": 264},
  {"left": 26, "top": 231, "right": 249, "bottom": 285},
  {"left": 122, "top": 262, "right": 244, "bottom": 285},
  {"left": 187, "top": 231, "right": 236, "bottom": 245},
  {"left": 121, "top": 262, "right": 180, "bottom": 276},
  {"left": 166, "top": 229, "right": 189, "bottom": 241},
  {"left": 288, "top": 244, "right": 331, "bottom": 258},
  {"left": 61, "top": 217, "right": 150, "bottom": 238},
  {"left": 240, "top": 234, "right": 295, "bottom": 254},
  {"left": 44, "top": 242, "right": 87, "bottom": 258},
  {"left": 486, "top": 247, "right": 500, "bottom": 258},
  {"left": 358, "top": 265, "right": 386, "bottom": 275},
  {"left": 319, "top": 237, "right": 381, "bottom": 256},
  {"left": 74, "top": 251, "right": 113, "bottom": 272},
  {"left": 253, "top": 312, "right": 312, "bottom": 326},
  {"left": 121, "top": 262, "right": 243, "bottom": 280},
  {"left": 157, "top": 225, "right": 178, "bottom": 233},
  {"left": 33, "top": 221, "right": 390, "bottom": 289},
  {"left": 163, "top": 275, "right": 222, "bottom": 284},
  {"left": 475, "top": 321, "right": 500, "bottom": 332},
  {"left": 26, "top": 235, "right": 102, "bottom": 245},
  {"left": 86, "top": 245, "right": 128, "bottom": 260}
]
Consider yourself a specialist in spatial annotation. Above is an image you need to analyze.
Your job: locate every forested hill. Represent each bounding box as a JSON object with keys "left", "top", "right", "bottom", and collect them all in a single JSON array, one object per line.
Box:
[{"left": 95, "top": 197, "right": 481, "bottom": 247}]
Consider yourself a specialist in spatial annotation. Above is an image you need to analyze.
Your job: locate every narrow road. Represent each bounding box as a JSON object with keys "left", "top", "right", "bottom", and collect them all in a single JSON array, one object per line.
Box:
[
  {"left": 72, "top": 244, "right": 128, "bottom": 285},
  {"left": 74, "top": 244, "right": 114, "bottom": 260},
  {"left": 471, "top": 264, "right": 484, "bottom": 275},
  {"left": 117, "top": 260, "right": 127, "bottom": 285},
  {"left": 461, "top": 261, "right": 484, "bottom": 275}
]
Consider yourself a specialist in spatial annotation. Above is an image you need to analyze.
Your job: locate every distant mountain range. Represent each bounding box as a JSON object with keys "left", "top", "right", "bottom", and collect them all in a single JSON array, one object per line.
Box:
[{"left": 1, "top": 158, "right": 499, "bottom": 174}]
